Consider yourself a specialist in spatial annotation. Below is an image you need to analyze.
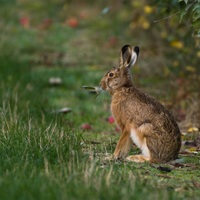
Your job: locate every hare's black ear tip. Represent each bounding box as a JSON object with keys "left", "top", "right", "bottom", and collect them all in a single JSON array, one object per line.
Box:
[
  {"left": 121, "top": 45, "right": 131, "bottom": 53},
  {"left": 134, "top": 46, "right": 139, "bottom": 56}
]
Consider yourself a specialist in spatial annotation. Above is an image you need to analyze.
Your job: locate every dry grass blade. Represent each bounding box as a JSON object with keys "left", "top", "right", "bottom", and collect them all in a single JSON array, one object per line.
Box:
[{"left": 82, "top": 86, "right": 102, "bottom": 95}]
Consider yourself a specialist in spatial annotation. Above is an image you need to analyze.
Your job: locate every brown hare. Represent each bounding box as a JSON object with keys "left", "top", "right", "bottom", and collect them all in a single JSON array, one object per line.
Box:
[{"left": 100, "top": 45, "right": 181, "bottom": 163}]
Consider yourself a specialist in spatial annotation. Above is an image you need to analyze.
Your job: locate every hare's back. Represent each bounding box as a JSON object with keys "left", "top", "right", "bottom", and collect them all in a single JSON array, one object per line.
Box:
[{"left": 113, "top": 87, "right": 180, "bottom": 134}]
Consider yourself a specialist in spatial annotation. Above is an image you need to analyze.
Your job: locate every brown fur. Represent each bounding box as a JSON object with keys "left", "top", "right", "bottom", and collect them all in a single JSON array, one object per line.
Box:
[{"left": 99, "top": 45, "right": 181, "bottom": 163}]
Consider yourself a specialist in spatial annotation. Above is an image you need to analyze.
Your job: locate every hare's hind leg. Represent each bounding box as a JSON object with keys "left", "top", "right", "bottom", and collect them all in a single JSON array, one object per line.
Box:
[
  {"left": 126, "top": 155, "right": 150, "bottom": 162},
  {"left": 127, "top": 129, "right": 151, "bottom": 163}
]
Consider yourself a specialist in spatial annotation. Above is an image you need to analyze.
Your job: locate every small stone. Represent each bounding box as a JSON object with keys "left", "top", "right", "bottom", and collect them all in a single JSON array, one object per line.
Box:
[
  {"left": 52, "top": 107, "right": 72, "bottom": 114},
  {"left": 49, "top": 77, "right": 62, "bottom": 86}
]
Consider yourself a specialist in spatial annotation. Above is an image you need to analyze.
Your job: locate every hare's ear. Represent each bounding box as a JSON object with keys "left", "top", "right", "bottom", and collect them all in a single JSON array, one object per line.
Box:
[{"left": 119, "top": 45, "right": 139, "bottom": 68}]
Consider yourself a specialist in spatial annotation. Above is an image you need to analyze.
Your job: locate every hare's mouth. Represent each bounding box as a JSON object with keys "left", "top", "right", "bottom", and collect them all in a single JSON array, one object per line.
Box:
[
  {"left": 95, "top": 86, "right": 103, "bottom": 94},
  {"left": 99, "top": 82, "right": 107, "bottom": 91}
]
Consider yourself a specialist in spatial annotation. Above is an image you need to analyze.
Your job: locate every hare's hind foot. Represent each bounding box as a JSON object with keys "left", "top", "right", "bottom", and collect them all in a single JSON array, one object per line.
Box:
[{"left": 126, "top": 155, "right": 151, "bottom": 163}]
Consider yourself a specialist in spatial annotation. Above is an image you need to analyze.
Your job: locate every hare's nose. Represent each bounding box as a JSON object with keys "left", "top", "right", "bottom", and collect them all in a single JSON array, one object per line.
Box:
[{"left": 99, "top": 80, "right": 106, "bottom": 90}]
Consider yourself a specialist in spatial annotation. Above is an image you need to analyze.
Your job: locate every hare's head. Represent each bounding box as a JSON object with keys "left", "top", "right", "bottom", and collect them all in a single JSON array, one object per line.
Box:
[{"left": 100, "top": 45, "right": 139, "bottom": 94}]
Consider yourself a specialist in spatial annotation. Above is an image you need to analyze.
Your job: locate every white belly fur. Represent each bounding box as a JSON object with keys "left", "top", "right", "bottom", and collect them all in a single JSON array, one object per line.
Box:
[{"left": 130, "top": 129, "right": 150, "bottom": 158}]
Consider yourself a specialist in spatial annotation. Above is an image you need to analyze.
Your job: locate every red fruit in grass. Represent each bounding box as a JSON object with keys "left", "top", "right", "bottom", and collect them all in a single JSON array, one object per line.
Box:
[
  {"left": 67, "top": 17, "right": 78, "bottom": 28},
  {"left": 108, "top": 116, "right": 115, "bottom": 124},
  {"left": 115, "top": 126, "right": 120, "bottom": 132},
  {"left": 19, "top": 17, "right": 29, "bottom": 28},
  {"left": 81, "top": 123, "right": 92, "bottom": 130},
  {"left": 108, "top": 36, "right": 118, "bottom": 47},
  {"left": 39, "top": 18, "right": 53, "bottom": 30}
]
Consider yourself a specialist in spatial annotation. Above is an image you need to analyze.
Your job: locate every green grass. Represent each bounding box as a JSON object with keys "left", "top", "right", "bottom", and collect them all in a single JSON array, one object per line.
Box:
[{"left": 0, "top": 56, "right": 200, "bottom": 200}]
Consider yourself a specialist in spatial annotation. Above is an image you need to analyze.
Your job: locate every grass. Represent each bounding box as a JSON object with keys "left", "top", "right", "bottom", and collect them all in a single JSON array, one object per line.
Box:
[{"left": 0, "top": 56, "right": 200, "bottom": 200}]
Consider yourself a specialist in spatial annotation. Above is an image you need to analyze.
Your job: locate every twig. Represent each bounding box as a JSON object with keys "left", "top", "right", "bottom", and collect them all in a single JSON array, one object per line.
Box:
[{"left": 153, "top": 11, "right": 181, "bottom": 23}]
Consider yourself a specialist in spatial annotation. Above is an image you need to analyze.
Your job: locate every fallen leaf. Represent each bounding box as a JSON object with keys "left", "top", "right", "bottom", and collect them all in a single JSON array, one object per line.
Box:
[
  {"left": 181, "top": 132, "right": 187, "bottom": 136},
  {"left": 187, "top": 127, "right": 199, "bottom": 133},
  {"left": 115, "top": 126, "right": 120, "bottom": 132},
  {"left": 144, "top": 5, "right": 153, "bottom": 14},
  {"left": 179, "top": 149, "right": 198, "bottom": 155},
  {"left": 67, "top": 17, "right": 78, "bottom": 28},
  {"left": 171, "top": 163, "right": 185, "bottom": 168},
  {"left": 19, "top": 16, "right": 30, "bottom": 28},
  {"left": 170, "top": 41, "right": 184, "bottom": 49},
  {"left": 108, "top": 116, "right": 115, "bottom": 124},
  {"left": 197, "top": 51, "right": 200, "bottom": 58},
  {"left": 38, "top": 18, "right": 53, "bottom": 30},
  {"left": 81, "top": 123, "right": 92, "bottom": 130},
  {"left": 187, "top": 147, "right": 198, "bottom": 152},
  {"left": 185, "top": 66, "right": 196, "bottom": 73},
  {"left": 192, "top": 181, "right": 200, "bottom": 189}
]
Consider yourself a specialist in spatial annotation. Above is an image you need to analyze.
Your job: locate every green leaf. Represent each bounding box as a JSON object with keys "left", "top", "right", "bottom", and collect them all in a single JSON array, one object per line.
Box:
[
  {"left": 192, "top": 4, "right": 200, "bottom": 22},
  {"left": 193, "top": 12, "right": 200, "bottom": 21},
  {"left": 179, "top": 10, "right": 187, "bottom": 22},
  {"left": 178, "top": 0, "right": 188, "bottom": 4},
  {"left": 192, "top": 4, "right": 200, "bottom": 12},
  {"left": 185, "top": 3, "right": 194, "bottom": 11}
]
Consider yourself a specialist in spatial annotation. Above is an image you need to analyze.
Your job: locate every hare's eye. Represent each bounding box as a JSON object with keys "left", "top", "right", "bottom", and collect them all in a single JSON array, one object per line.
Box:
[{"left": 109, "top": 73, "right": 114, "bottom": 77}]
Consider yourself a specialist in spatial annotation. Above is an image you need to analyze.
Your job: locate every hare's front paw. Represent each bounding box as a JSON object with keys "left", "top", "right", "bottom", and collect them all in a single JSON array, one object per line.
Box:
[{"left": 114, "top": 150, "right": 126, "bottom": 161}]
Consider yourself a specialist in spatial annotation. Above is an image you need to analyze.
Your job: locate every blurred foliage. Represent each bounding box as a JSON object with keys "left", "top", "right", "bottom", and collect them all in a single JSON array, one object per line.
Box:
[
  {"left": 153, "top": 0, "right": 200, "bottom": 38},
  {"left": 0, "top": 0, "right": 199, "bottom": 101},
  {"left": 179, "top": 0, "right": 200, "bottom": 36}
]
